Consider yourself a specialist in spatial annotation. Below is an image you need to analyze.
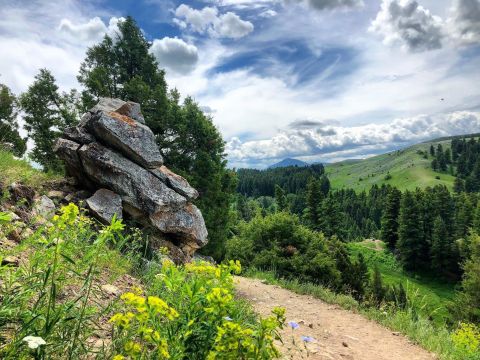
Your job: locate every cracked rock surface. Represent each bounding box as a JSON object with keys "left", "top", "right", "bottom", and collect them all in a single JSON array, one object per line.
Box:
[{"left": 55, "top": 98, "right": 208, "bottom": 263}]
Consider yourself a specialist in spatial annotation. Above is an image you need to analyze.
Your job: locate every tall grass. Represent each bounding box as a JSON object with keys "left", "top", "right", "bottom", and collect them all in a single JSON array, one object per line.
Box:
[{"left": 0, "top": 150, "right": 59, "bottom": 189}]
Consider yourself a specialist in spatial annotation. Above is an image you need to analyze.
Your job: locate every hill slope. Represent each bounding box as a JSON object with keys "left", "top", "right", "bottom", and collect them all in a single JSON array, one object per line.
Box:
[{"left": 325, "top": 139, "right": 456, "bottom": 192}]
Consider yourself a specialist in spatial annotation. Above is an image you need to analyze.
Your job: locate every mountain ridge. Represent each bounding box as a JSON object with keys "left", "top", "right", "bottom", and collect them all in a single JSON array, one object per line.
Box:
[{"left": 268, "top": 157, "right": 308, "bottom": 168}]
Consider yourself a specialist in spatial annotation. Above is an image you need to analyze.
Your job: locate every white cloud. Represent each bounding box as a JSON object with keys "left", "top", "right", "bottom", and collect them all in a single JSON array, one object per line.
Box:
[
  {"left": 370, "top": 0, "right": 444, "bottom": 52},
  {"left": 214, "top": 12, "right": 255, "bottom": 38},
  {"left": 58, "top": 16, "right": 124, "bottom": 44},
  {"left": 150, "top": 37, "right": 199, "bottom": 74},
  {"left": 226, "top": 111, "right": 480, "bottom": 167},
  {"left": 174, "top": 4, "right": 254, "bottom": 39},
  {"left": 448, "top": 0, "right": 480, "bottom": 45},
  {"left": 175, "top": 5, "right": 219, "bottom": 33}
]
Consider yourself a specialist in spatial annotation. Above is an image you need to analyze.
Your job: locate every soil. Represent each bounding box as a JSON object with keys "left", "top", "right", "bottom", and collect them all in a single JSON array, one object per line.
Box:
[{"left": 235, "top": 277, "right": 437, "bottom": 360}]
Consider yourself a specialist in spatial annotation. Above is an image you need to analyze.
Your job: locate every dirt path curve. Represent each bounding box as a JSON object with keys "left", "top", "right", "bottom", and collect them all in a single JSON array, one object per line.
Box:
[{"left": 235, "top": 277, "right": 436, "bottom": 360}]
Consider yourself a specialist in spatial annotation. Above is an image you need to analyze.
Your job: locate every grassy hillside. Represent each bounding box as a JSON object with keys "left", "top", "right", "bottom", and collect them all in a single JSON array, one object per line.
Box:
[
  {"left": 347, "top": 240, "right": 456, "bottom": 324},
  {"left": 325, "top": 140, "right": 456, "bottom": 192},
  {"left": 0, "top": 149, "right": 58, "bottom": 189}
]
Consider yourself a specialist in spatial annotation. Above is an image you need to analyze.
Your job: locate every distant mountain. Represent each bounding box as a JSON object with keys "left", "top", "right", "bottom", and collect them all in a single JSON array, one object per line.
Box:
[{"left": 269, "top": 158, "right": 308, "bottom": 169}]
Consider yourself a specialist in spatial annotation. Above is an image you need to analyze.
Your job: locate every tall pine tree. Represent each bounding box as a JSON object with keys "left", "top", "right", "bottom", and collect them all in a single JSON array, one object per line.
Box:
[
  {"left": 397, "top": 191, "right": 427, "bottom": 271},
  {"left": 380, "top": 188, "right": 401, "bottom": 249},
  {"left": 20, "top": 69, "right": 80, "bottom": 172}
]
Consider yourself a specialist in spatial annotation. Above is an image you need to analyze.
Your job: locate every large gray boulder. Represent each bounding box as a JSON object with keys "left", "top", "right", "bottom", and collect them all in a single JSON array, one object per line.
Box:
[
  {"left": 91, "top": 97, "right": 145, "bottom": 124},
  {"left": 149, "top": 204, "right": 208, "bottom": 249},
  {"left": 63, "top": 126, "right": 95, "bottom": 145},
  {"left": 87, "top": 111, "right": 163, "bottom": 169},
  {"left": 78, "top": 142, "right": 185, "bottom": 214},
  {"left": 86, "top": 189, "right": 123, "bottom": 224},
  {"left": 150, "top": 166, "right": 199, "bottom": 200},
  {"left": 53, "top": 138, "right": 83, "bottom": 179},
  {"left": 54, "top": 99, "right": 208, "bottom": 262}
]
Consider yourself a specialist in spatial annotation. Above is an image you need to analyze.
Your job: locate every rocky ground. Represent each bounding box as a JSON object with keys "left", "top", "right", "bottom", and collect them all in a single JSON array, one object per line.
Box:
[{"left": 235, "top": 277, "right": 436, "bottom": 360}]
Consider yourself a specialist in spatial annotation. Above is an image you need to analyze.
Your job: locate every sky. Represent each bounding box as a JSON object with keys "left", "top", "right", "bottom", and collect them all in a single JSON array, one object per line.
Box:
[{"left": 1, "top": 0, "right": 480, "bottom": 168}]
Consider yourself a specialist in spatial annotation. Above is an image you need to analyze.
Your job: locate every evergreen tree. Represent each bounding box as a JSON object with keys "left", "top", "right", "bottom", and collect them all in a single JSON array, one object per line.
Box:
[
  {"left": 454, "top": 193, "right": 473, "bottom": 240},
  {"left": 305, "top": 177, "right": 322, "bottom": 230},
  {"left": 0, "top": 84, "right": 26, "bottom": 156},
  {"left": 472, "top": 200, "right": 480, "bottom": 234},
  {"left": 431, "top": 216, "right": 450, "bottom": 274},
  {"left": 20, "top": 69, "right": 79, "bottom": 172},
  {"left": 445, "top": 148, "right": 452, "bottom": 164},
  {"left": 397, "top": 191, "right": 427, "bottom": 271},
  {"left": 319, "top": 175, "right": 330, "bottom": 196},
  {"left": 351, "top": 253, "right": 369, "bottom": 300},
  {"left": 78, "top": 17, "right": 235, "bottom": 259},
  {"left": 430, "top": 144, "right": 435, "bottom": 157},
  {"left": 380, "top": 188, "right": 401, "bottom": 249},
  {"left": 274, "top": 184, "right": 288, "bottom": 211},
  {"left": 455, "top": 233, "right": 480, "bottom": 322},
  {"left": 319, "top": 194, "right": 343, "bottom": 237},
  {"left": 453, "top": 177, "right": 464, "bottom": 193},
  {"left": 371, "top": 264, "right": 385, "bottom": 305}
]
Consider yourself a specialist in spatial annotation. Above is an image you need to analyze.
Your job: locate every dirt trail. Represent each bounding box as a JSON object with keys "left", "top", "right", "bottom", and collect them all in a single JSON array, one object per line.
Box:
[{"left": 235, "top": 277, "right": 436, "bottom": 360}]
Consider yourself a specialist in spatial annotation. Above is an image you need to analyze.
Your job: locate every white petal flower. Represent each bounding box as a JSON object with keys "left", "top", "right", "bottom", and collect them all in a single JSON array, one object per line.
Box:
[{"left": 23, "top": 336, "right": 46, "bottom": 349}]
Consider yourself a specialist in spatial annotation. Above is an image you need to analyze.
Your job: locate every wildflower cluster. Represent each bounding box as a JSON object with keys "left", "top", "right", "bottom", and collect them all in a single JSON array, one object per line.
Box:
[
  {"left": 110, "top": 290, "right": 178, "bottom": 359},
  {"left": 207, "top": 306, "right": 285, "bottom": 359},
  {"left": 111, "top": 259, "right": 284, "bottom": 359},
  {"left": 451, "top": 322, "right": 480, "bottom": 357}
]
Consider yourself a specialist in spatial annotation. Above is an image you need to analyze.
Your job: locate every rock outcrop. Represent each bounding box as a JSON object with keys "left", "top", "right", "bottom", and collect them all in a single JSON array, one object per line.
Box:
[{"left": 54, "top": 97, "right": 207, "bottom": 263}]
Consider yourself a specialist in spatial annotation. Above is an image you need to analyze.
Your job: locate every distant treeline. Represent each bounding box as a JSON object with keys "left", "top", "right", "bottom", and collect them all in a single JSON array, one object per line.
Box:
[
  {"left": 236, "top": 164, "right": 325, "bottom": 197},
  {"left": 431, "top": 136, "right": 480, "bottom": 192}
]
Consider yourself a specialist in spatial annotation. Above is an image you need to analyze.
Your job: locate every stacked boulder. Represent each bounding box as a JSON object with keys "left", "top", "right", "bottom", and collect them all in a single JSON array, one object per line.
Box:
[{"left": 54, "top": 98, "right": 207, "bottom": 263}]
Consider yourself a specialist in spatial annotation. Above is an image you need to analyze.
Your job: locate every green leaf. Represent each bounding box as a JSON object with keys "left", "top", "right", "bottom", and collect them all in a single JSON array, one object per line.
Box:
[
  {"left": 60, "top": 253, "right": 76, "bottom": 265},
  {"left": 0, "top": 212, "right": 12, "bottom": 223}
]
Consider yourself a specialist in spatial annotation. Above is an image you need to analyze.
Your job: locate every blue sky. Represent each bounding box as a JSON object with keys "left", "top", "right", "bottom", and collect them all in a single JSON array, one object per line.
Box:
[{"left": 1, "top": 0, "right": 480, "bottom": 168}]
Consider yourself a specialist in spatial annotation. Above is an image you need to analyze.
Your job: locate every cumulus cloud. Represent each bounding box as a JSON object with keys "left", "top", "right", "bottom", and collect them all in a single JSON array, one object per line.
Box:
[
  {"left": 58, "top": 16, "right": 124, "bottom": 44},
  {"left": 370, "top": 0, "right": 444, "bottom": 52},
  {"left": 448, "top": 0, "right": 480, "bottom": 45},
  {"left": 174, "top": 4, "right": 254, "bottom": 39},
  {"left": 150, "top": 37, "right": 199, "bottom": 74},
  {"left": 226, "top": 111, "right": 480, "bottom": 167}
]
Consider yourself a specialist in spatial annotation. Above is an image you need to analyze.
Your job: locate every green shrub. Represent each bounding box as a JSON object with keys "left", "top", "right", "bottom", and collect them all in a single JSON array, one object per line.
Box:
[{"left": 226, "top": 212, "right": 340, "bottom": 287}]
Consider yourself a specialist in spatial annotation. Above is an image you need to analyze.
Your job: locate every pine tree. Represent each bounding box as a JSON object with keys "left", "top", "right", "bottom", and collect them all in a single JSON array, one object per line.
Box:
[
  {"left": 472, "top": 200, "right": 480, "bottom": 233},
  {"left": 0, "top": 84, "right": 26, "bottom": 156},
  {"left": 351, "top": 253, "right": 369, "bottom": 300},
  {"left": 20, "top": 69, "right": 79, "bottom": 172},
  {"left": 455, "top": 233, "right": 480, "bottom": 322},
  {"left": 454, "top": 193, "right": 473, "bottom": 240},
  {"left": 431, "top": 216, "right": 450, "bottom": 274},
  {"left": 274, "top": 185, "right": 288, "bottom": 211},
  {"left": 380, "top": 188, "right": 401, "bottom": 249},
  {"left": 397, "top": 191, "right": 427, "bottom": 271},
  {"left": 445, "top": 148, "right": 452, "bottom": 164},
  {"left": 430, "top": 144, "right": 435, "bottom": 157},
  {"left": 453, "top": 177, "right": 465, "bottom": 193},
  {"left": 319, "top": 195, "right": 343, "bottom": 237},
  {"left": 371, "top": 264, "right": 385, "bottom": 306},
  {"left": 305, "top": 177, "right": 322, "bottom": 230},
  {"left": 319, "top": 175, "right": 330, "bottom": 196}
]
